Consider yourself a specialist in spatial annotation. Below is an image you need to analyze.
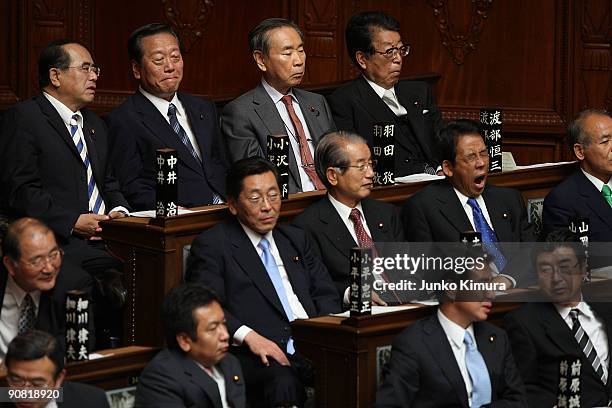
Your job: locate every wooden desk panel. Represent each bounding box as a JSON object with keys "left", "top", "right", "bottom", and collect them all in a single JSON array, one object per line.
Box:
[{"left": 100, "top": 163, "right": 576, "bottom": 346}]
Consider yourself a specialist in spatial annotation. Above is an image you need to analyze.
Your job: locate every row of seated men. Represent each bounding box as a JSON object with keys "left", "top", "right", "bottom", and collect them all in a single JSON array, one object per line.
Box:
[{"left": 1, "top": 227, "right": 607, "bottom": 408}]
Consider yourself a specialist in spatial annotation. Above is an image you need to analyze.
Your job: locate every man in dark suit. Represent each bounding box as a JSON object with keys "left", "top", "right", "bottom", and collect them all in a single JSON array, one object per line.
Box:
[
  {"left": 0, "top": 218, "right": 91, "bottom": 361},
  {"left": 186, "top": 157, "right": 340, "bottom": 407},
  {"left": 402, "top": 120, "right": 535, "bottom": 287},
  {"left": 328, "top": 11, "right": 444, "bottom": 177},
  {"left": 375, "top": 258, "right": 527, "bottom": 407},
  {"left": 292, "top": 131, "right": 405, "bottom": 305},
  {"left": 504, "top": 229, "right": 612, "bottom": 407},
  {"left": 221, "top": 18, "right": 336, "bottom": 193},
  {"left": 543, "top": 109, "right": 612, "bottom": 243},
  {"left": 3, "top": 330, "right": 109, "bottom": 408},
  {"left": 136, "top": 283, "right": 245, "bottom": 408},
  {"left": 0, "top": 39, "right": 130, "bottom": 347},
  {"left": 106, "top": 23, "right": 227, "bottom": 210}
]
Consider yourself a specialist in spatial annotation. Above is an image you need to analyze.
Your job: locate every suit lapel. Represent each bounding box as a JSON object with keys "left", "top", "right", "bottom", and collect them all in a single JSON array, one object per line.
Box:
[
  {"left": 218, "top": 357, "right": 241, "bottom": 406},
  {"left": 317, "top": 197, "right": 357, "bottom": 260},
  {"left": 133, "top": 92, "right": 204, "bottom": 175},
  {"left": 362, "top": 198, "right": 392, "bottom": 242},
  {"left": 482, "top": 187, "right": 514, "bottom": 241},
  {"left": 252, "top": 84, "right": 301, "bottom": 189},
  {"left": 36, "top": 95, "right": 82, "bottom": 161},
  {"left": 181, "top": 354, "right": 223, "bottom": 408},
  {"left": 437, "top": 182, "right": 472, "bottom": 237},
  {"left": 423, "top": 316, "right": 470, "bottom": 407},
  {"left": 577, "top": 171, "right": 612, "bottom": 230},
  {"left": 228, "top": 221, "right": 287, "bottom": 318},
  {"left": 180, "top": 93, "right": 211, "bottom": 165},
  {"left": 80, "top": 110, "right": 105, "bottom": 191},
  {"left": 473, "top": 322, "right": 499, "bottom": 397},
  {"left": 354, "top": 77, "right": 398, "bottom": 134},
  {"left": 293, "top": 88, "right": 324, "bottom": 144},
  {"left": 396, "top": 82, "right": 433, "bottom": 160},
  {"left": 537, "top": 303, "right": 581, "bottom": 356}
]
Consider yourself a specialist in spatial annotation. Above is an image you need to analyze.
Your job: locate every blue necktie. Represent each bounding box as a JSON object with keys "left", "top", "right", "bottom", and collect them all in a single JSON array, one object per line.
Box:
[
  {"left": 258, "top": 238, "right": 295, "bottom": 354},
  {"left": 167, "top": 103, "right": 222, "bottom": 205},
  {"left": 464, "top": 331, "right": 492, "bottom": 408},
  {"left": 467, "top": 198, "right": 507, "bottom": 271},
  {"left": 70, "top": 115, "right": 105, "bottom": 214}
]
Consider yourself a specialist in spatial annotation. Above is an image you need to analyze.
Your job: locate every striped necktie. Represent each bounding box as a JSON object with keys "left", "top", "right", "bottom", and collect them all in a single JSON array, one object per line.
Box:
[
  {"left": 570, "top": 308, "right": 607, "bottom": 385},
  {"left": 467, "top": 198, "right": 507, "bottom": 271},
  {"left": 70, "top": 115, "right": 105, "bottom": 214}
]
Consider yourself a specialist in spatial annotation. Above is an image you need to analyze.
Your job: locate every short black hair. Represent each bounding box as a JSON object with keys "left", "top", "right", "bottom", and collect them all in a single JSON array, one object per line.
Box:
[
  {"left": 567, "top": 108, "right": 611, "bottom": 150},
  {"left": 315, "top": 131, "right": 369, "bottom": 189},
  {"left": 436, "top": 119, "right": 484, "bottom": 165},
  {"left": 2, "top": 218, "right": 54, "bottom": 261},
  {"left": 5, "top": 330, "right": 65, "bottom": 378},
  {"left": 345, "top": 11, "right": 401, "bottom": 67},
  {"left": 225, "top": 157, "right": 280, "bottom": 200},
  {"left": 128, "top": 23, "right": 181, "bottom": 63},
  {"left": 161, "top": 283, "right": 221, "bottom": 350},
  {"left": 38, "top": 39, "right": 78, "bottom": 89},
  {"left": 248, "top": 18, "right": 303, "bottom": 55},
  {"left": 531, "top": 229, "right": 587, "bottom": 267}
]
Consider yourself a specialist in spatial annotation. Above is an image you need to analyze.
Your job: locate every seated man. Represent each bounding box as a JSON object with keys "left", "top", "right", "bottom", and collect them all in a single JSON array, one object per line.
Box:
[
  {"left": 221, "top": 18, "right": 335, "bottom": 193},
  {"left": 136, "top": 283, "right": 245, "bottom": 408},
  {"left": 375, "top": 254, "right": 527, "bottom": 407},
  {"left": 543, "top": 109, "right": 612, "bottom": 243},
  {"left": 292, "top": 131, "right": 404, "bottom": 305},
  {"left": 186, "top": 157, "right": 340, "bottom": 407},
  {"left": 402, "top": 119, "right": 535, "bottom": 287},
  {"left": 107, "top": 23, "right": 227, "bottom": 210},
  {"left": 328, "top": 11, "right": 444, "bottom": 176},
  {"left": 4, "top": 330, "right": 109, "bottom": 408},
  {"left": 504, "top": 229, "right": 612, "bottom": 407},
  {"left": 1, "top": 218, "right": 91, "bottom": 360}
]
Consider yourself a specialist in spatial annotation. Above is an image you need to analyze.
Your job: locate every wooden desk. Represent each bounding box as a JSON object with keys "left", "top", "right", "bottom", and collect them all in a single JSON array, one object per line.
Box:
[{"left": 100, "top": 163, "right": 576, "bottom": 346}]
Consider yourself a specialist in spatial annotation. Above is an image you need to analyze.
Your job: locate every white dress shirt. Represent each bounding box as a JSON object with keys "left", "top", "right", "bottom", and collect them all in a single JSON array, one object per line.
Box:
[
  {"left": 581, "top": 168, "right": 612, "bottom": 193},
  {"left": 0, "top": 276, "right": 41, "bottom": 360},
  {"left": 232, "top": 223, "right": 309, "bottom": 344},
  {"left": 194, "top": 361, "right": 229, "bottom": 408},
  {"left": 139, "top": 87, "right": 202, "bottom": 160},
  {"left": 42, "top": 92, "right": 129, "bottom": 216},
  {"left": 261, "top": 79, "right": 316, "bottom": 192},
  {"left": 438, "top": 309, "right": 476, "bottom": 407},
  {"left": 363, "top": 76, "right": 408, "bottom": 116},
  {"left": 555, "top": 300, "right": 609, "bottom": 380}
]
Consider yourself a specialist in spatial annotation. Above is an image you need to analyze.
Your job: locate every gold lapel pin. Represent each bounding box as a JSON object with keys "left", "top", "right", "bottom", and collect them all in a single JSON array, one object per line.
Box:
[
  {"left": 489, "top": 334, "right": 496, "bottom": 343},
  {"left": 233, "top": 375, "right": 240, "bottom": 382},
  {"left": 292, "top": 256, "right": 300, "bottom": 262}
]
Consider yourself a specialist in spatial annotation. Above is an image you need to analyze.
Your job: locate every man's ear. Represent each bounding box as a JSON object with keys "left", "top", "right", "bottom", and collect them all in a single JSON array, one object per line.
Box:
[
  {"left": 49, "top": 68, "right": 61, "bottom": 88},
  {"left": 131, "top": 60, "right": 141, "bottom": 80},
  {"left": 441, "top": 160, "right": 454, "bottom": 178},
  {"left": 53, "top": 368, "right": 66, "bottom": 389},
  {"left": 326, "top": 167, "right": 338, "bottom": 187},
  {"left": 176, "top": 333, "right": 192, "bottom": 353},
  {"left": 227, "top": 198, "right": 239, "bottom": 216},
  {"left": 3, "top": 256, "right": 16, "bottom": 278},
  {"left": 573, "top": 143, "right": 585, "bottom": 161},
  {"left": 253, "top": 51, "right": 267, "bottom": 73},
  {"left": 355, "top": 51, "right": 368, "bottom": 71}
]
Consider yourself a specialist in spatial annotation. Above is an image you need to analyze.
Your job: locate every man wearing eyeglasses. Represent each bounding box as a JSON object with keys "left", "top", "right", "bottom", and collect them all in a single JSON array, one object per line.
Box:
[
  {"left": 4, "top": 330, "right": 109, "bottom": 408},
  {"left": 0, "top": 39, "right": 129, "bottom": 348},
  {"left": 402, "top": 120, "right": 536, "bottom": 287},
  {"left": 293, "top": 131, "right": 405, "bottom": 307},
  {"left": 221, "top": 18, "right": 336, "bottom": 194},
  {"left": 0, "top": 218, "right": 91, "bottom": 361},
  {"left": 328, "top": 11, "right": 444, "bottom": 177},
  {"left": 504, "top": 229, "right": 612, "bottom": 407},
  {"left": 186, "top": 157, "right": 340, "bottom": 407}
]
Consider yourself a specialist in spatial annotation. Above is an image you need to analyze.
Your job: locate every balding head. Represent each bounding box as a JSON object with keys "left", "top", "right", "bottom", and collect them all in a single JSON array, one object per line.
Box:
[{"left": 2, "top": 218, "right": 54, "bottom": 262}]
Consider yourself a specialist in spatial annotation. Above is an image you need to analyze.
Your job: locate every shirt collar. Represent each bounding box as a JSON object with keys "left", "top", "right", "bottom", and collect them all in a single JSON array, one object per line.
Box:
[
  {"left": 7, "top": 275, "right": 41, "bottom": 310},
  {"left": 43, "top": 92, "right": 82, "bottom": 127},
  {"left": 581, "top": 168, "right": 612, "bottom": 192},
  {"left": 554, "top": 297, "right": 592, "bottom": 320},
  {"left": 437, "top": 308, "right": 475, "bottom": 350},
  {"left": 261, "top": 78, "right": 296, "bottom": 105},
  {"left": 239, "top": 221, "right": 275, "bottom": 250},
  {"left": 362, "top": 75, "right": 396, "bottom": 99},
  {"left": 452, "top": 187, "right": 485, "bottom": 210},
  {"left": 138, "top": 86, "right": 183, "bottom": 118},
  {"left": 327, "top": 193, "right": 365, "bottom": 223}
]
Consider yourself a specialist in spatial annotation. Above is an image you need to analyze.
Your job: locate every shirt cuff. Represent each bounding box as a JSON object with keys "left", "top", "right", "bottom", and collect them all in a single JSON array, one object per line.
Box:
[
  {"left": 343, "top": 286, "right": 350, "bottom": 307},
  {"left": 110, "top": 206, "right": 130, "bottom": 216},
  {"left": 232, "top": 325, "right": 253, "bottom": 346}
]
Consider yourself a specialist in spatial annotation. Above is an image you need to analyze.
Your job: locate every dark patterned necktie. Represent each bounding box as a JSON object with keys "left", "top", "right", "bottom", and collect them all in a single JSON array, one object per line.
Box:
[
  {"left": 18, "top": 294, "right": 36, "bottom": 335},
  {"left": 570, "top": 308, "right": 607, "bottom": 385}
]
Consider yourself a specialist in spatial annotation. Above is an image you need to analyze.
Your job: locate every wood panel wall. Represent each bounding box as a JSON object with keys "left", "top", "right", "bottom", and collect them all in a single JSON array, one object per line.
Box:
[{"left": 1, "top": 0, "right": 610, "bottom": 164}]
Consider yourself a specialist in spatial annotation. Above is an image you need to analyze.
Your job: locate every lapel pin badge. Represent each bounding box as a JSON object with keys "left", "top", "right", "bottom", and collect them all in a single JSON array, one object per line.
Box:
[
  {"left": 90, "top": 128, "right": 95, "bottom": 134},
  {"left": 200, "top": 114, "right": 204, "bottom": 120},
  {"left": 503, "top": 213, "right": 508, "bottom": 219},
  {"left": 292, "top": 255, "right": 300, "bottom": 262},
  {"left": 489, "top": 334, "right": 496, "bottom": 343},
  {"left": 309, "top": 106, "right": 320, "bottom": 116},
  {"left": 233, "top": 375, "right": 240, "bottom": 382},
  {"left": 378, "top": 222, "right": 384, "bottom": 229}
]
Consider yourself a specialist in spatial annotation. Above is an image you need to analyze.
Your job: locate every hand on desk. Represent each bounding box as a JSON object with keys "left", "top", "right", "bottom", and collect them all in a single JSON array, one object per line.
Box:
[
  {"left": 372, "top": 291, "right": 388, "bottom": 306},
  {"left": 244, "top": 331, "right": 290, "bottom": 367},
  {"left": 74, "top": 213, "right": 109, "bottom": 238}
]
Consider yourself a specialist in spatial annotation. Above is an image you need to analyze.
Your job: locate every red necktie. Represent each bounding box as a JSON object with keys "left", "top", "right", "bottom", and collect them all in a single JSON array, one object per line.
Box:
[{"left": 280, "top": 95, "right": 325, "bottom": 190}]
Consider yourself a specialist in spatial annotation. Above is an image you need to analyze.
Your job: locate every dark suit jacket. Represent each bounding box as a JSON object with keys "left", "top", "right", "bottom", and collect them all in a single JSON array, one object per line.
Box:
[
  {"left": 0, "top": 95, "right": 128, "bottom": 240},
  {"left": 328, "top": 77, "right": 444, "bottom": 176},
  {"left": 543, "top": 168, "right": 612, "bottom": 242},
  {"left": 136, "top": 348, "right": 246, "bottom": 408},
  {"left": 0, "top": 381, "right": 109, "bottom": 408},
  {"left": 106, "top": 91, "right": 227, "bottom": 210},
  {"left": 401, "top": 180, "right": 535, "bottom": 243},
  {"left": 0, "top": 261, "right": 92, "bottom": 354},
  {"left": 292, "top": 196, "right": 404, "bottom": 297},
  {"left": 504, "top": 301, "right": 612, "bottom": 408},
  {"left": 221, "top": 83, "right": 335, "bottom": 193},
  {"left": 186, "top": 218, "right": 340, "bottom": 349},
  {"left": 375, "top": 313, "right": 527, "bottom": 407}
]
